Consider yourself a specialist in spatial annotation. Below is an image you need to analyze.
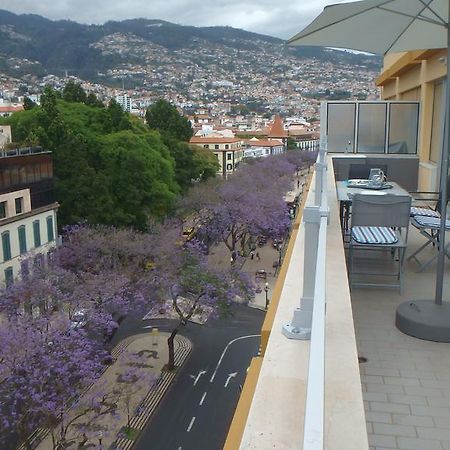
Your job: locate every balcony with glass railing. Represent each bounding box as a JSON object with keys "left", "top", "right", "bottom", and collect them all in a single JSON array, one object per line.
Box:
[{"left": 225, "top": 101, "right": 450, "bottom": 450}]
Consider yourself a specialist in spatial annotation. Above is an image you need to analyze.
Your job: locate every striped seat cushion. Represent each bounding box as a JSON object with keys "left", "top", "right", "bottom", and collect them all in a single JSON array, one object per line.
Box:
[
  {"left": 410, "top": 207, "right": 440, "bottom": 218},
  {"left": 414, "top": 216, "right": 450, "bottom": 229},
  {"left": 352, "top": 226, "right": 398, "bottom": 245}
]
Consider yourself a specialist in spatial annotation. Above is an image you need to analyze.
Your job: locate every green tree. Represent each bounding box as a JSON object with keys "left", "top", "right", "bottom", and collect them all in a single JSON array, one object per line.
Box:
[
  {"left": 287, "top": 137, "right": 297, "bottom": 150},
  {"left": 62, "top": 80, "right": 87, "bottom": 103},
  {"left": 23, "top": 96, "right": 36, "bottom": 110},
  {"left": 0, "top": 98, "right": 180, "bottom": 230},
  {"left": 107, "top": 99, "right": 131, "bottom": 131},
  {"left": 145, "top": 99, "right": 193, "bottom": 142},
  {"left": 85, "top": 92, "right": 104, "bottom": 108}
]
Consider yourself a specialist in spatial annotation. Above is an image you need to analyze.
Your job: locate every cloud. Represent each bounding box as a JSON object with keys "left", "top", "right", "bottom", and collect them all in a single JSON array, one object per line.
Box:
[{"left": 0, "top": 0, "right": 351, "bottom": 39}]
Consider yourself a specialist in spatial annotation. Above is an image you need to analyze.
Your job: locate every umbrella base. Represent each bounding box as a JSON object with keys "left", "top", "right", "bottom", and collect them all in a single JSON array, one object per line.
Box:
[{"left": 396, "top": 300, "right": 450, "bottom": 342}]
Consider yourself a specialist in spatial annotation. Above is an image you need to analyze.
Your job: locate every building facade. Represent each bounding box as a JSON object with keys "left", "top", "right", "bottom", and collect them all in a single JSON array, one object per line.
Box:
[
  {"left": 0, "top": 147, "right": 58, "bottom": 284},
  {"left": 115, "top": 94, "right": 132, "bottom": 113},
  {"left": 0, "top": 125, "right": 12, "bottom": 149},
  {"left": 245, "top": 139, "right": 285, "bottom": 158},
  {"left": 376, "top": 49, "right": 446, "bottom": 191},
  {"left": 190, "top": 136, "right": 244, "bottom": 177}
]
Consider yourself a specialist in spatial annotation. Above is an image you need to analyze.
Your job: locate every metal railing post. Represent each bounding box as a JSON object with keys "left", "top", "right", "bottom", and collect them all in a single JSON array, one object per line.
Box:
[{"left": 283, "top": 206, "right": 323, "bottom": 340}]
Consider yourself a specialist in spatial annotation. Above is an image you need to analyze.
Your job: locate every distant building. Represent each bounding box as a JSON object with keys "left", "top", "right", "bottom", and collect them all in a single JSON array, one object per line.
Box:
[
  {"left": 0, "top": 126, "right": 12, "bottom": 149},
  {"left": 267, "top": 115, "right": 288, "bottom": 150},
  {"left": 0, "top": 104, "right": 24, "bottom": 118},
  {"left": 190, "top": 136, "right": 244, "bottom": 177},
  {"left": 115, "top": 94, "right": 132, "bottom": 113},
  {"left": 245, "top": 138, "right": 285, "bottom": 158},
  {"left": 0, "top": 147, "right": 59, "bottom": 285},
  {"left": 288, "top": 129, "right": 320, "bottom": 151}
]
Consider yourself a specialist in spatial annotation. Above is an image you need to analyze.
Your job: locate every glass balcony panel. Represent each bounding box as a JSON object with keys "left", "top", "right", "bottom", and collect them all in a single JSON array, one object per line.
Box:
[
  {"left": 388, "top": 103, "right": 419, "bottom": 154},
  {"left": 327, "top": 103, "right": 355, "bottom": 153},
  {"left": 356, "top": 103, "right": 387, "bottom": 154}
]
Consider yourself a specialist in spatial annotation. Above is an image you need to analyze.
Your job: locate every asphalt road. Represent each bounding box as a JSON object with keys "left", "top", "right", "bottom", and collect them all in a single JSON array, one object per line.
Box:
[{"left": 115, "top": 305, "right": 264, "bottom": 450}]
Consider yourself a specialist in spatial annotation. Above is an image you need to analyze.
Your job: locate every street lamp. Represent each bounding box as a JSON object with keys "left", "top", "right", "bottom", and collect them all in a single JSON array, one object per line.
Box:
[{"left": 264, "top": 282, "right": 270, "bottom": 310}]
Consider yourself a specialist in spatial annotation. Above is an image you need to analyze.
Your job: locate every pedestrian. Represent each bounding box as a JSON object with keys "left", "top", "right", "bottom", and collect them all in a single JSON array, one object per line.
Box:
[
  {"left": 297, "top": 179, "right": 300, "bottom": 188},
  {"left": 250, "top": 250, "right": 255, "bottom": 260},
  {"left": 256, "top": 251, "right": 261, "bottom": 261}
]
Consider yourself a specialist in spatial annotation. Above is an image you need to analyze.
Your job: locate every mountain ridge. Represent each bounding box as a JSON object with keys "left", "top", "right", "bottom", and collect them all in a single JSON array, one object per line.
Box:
[{"left": 0, "top": 8, "right": 381, "bottom": 81}]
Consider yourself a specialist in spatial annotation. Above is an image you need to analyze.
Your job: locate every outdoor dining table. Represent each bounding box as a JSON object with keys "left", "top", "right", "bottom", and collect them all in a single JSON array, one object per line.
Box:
[{"left": 336, "top": 180, "right": 411, "bottom": 233}]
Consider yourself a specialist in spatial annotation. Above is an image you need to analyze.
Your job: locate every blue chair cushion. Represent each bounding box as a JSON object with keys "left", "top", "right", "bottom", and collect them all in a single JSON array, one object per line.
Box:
[
  {"left": 410, "top": 207, "right": 440, "bottom": 218},
  {"left": 414, "top": 216, "right": 450, "bottom": 229},
  {"left": 352, "top": 226, "right": 398, "bottom": 245}
]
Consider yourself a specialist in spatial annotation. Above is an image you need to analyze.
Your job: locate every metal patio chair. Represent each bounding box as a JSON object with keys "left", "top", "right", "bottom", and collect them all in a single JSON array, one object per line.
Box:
[
  {"left": 408, "top": 176, "right": 450, "bottom": 271},
  {"left": 348, "top": 193, "right": 411, "bottom": 293},
  {"left": 408, "top": 216, "right": 450, "bottom": 272}
]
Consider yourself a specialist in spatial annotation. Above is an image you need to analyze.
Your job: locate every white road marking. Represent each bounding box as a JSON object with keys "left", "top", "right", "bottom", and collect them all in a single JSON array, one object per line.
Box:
[
  {"left": 199, "top": 391, "right": 207, "bottom": 406},
  {"left": 142, "top": 325, "right": 153, "bottom": 329},
  {"left": 210, "top": 334, "right": 260, "bottom": 383},
  {"left": 224, "top": 372, "right": 238, "bottom": 388},
  {"left": 189, "top": 370, "right": 206, "bottom": 386},
  {"left": 187, "top": 416, "right": 196, "bottom": 432}
]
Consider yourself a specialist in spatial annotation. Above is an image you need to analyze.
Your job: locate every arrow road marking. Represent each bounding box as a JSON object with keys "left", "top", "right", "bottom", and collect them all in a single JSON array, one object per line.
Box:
[
  {"left": 189, "top": 370, "right": 206, "bottom": 386},
  {"left": 210, "top": 334, "right": 260, "bottom": 383},
  {"left": 187, "top": 416, "right": 196, "bottom": 432},
  {"left": 224, "top": 372, "right": 238, "bottom": 388},
  {"left": 199, "top": 391, "right": 207, "bottom": 406}
]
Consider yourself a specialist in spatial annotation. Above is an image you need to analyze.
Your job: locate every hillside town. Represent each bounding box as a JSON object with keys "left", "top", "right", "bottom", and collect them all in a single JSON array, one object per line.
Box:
[{"left": 0, "top": 21, "right": 381, "bottom": 126}]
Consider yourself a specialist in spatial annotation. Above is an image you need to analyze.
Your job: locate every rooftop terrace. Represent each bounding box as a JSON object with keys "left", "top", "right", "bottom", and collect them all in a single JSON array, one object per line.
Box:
[{"left": 226, "top": 146, "right": 450, "bottom": 449}]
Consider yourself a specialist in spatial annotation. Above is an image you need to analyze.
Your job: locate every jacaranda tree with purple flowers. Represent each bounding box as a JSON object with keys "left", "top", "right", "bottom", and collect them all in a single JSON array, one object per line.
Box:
[
  {"left": 180, "top": 153, "right": 306, "bottom": 259},
  {"left": 0, "top": 318, "right": 107, "bottom": 450},
  {"left": 153, "top": 233, "right": 255, "bottom": 370}
]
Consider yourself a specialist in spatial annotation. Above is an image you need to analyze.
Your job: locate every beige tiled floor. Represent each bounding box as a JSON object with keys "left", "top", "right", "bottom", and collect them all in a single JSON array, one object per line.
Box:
[{"left": 350, "top": 226, "right": 450, "bottom": 450}]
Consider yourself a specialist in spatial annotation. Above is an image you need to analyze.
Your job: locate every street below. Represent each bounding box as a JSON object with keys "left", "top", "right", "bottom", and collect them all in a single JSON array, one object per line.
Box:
[{"left": 115, "top": 305, "right": 264, "bottom": 450}]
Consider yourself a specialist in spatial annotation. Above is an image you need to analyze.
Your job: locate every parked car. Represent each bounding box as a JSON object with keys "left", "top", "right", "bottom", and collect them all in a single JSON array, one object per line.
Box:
[
  {"left": 257, "top": 236, "right": 267, "bottom": 247},
  {"left": 255, "top": 269, "right": 267, "bottom": 280},
  {"left": 70, "top": 309, "right": 88, "bottom": 330}
]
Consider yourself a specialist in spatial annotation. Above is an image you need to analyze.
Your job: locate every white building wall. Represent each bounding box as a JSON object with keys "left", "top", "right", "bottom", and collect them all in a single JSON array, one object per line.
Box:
[{"left": 0, "top": 189, "right": 58, "bottom": 284}]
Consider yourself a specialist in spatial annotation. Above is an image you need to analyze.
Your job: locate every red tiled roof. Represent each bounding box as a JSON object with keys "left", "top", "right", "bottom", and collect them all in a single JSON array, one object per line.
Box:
[
  {"left": 268, "top": 116, "right": 288, "bottom": 138},
  {"left": 0, "top": 105, "right": 24, "bottom": 113},
  {"left": 190, "top": 137, "right": 242, "bottom": 144},
  {"left": 249, "top": 139, "right": 283, "bottom": 147}
]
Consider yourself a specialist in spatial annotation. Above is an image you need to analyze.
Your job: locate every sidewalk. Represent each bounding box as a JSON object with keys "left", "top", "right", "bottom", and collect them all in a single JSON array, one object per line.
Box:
[{"left": 31, "top": 331, "right": 192, "bottom": 450}]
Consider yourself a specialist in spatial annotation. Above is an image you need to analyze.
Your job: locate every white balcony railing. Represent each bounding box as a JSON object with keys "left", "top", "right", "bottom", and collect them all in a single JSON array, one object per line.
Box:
[{"left": 282, "top": 106, "right": 329, "bottom": 449}]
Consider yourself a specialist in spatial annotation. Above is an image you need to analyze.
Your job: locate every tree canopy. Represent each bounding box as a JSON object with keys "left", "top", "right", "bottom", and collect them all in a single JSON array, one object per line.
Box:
[
  {"left": 0, "top": 87, "right": 216, "bottom": 229},
  {"left": 145, "top": 99, "right": 193, "bottom": 142}
]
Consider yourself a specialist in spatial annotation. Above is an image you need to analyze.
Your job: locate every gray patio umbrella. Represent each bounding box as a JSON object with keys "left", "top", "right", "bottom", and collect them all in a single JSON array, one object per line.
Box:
[{"left": 289, "top": 0, "right": 450, "bottom": 341}]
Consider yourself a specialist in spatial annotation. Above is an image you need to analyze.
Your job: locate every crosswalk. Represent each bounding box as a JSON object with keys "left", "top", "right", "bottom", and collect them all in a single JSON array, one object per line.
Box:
[
  {"left": 114, "top": 334, "right": 192, "bottom": 448},
  {"left": 18, "top": 333, "right": 192, "bottom": 450}
]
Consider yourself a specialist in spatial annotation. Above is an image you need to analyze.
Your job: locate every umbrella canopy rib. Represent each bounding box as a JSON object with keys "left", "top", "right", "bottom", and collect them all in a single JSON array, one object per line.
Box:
[
  {"left": 417, "top": 0, "right": 448, "bottom": 24},
  {"left": 384, "top": 2, "right": 443, "bottom": 53},
  {"left": 378, "top": 5, "right": 445, "bottom": 27}
]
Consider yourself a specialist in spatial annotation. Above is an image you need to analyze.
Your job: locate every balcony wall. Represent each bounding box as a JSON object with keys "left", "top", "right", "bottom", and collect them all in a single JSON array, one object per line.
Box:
[{"left": 229, "top": 159, "right": 368, "bottom": 449}]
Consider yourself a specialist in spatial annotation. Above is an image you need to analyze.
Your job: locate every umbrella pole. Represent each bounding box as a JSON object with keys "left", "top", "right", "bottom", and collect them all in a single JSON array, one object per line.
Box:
[
  {"left": 395, "top": 10, "right": 450, "bottom": 341},
  {"left": 435, "top": 17, "right": 450, "bottom": 305}
]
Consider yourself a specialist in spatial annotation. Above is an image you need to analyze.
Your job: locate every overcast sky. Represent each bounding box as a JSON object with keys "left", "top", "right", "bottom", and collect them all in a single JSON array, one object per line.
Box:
[{"left": 0, "top": 0, "right": 351, "bottom": 40}]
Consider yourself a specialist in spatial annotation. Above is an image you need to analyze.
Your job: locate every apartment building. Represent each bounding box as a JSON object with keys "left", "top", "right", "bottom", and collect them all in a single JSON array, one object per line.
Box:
[
  {"left": 376, "top": 49, "right": 447, "bottom": 191},
  {"left": 0, "top": 147, "right": 58, "bottom": 285},
  {"left": 190, "top": 136, "right": 244, "bottom": 177},
  {"left": 115, "top": 94, "right": 132, "bottom": 113}
]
